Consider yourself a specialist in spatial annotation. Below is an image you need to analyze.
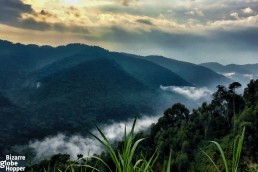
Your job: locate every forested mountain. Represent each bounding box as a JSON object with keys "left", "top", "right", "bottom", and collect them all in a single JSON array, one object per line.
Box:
[
  {"left": 201, "top": 62, "right": 258, "bottom": 75},
  {"left": 138, "top": 80, "right": 258, "bottom": 171},
  {"left": 0, "top": 41, "right": 93, "bottom": 90},
  {"left": 25, "top": 58, "right": 161, "bottom": 136},
  {"left": 30, "top": 79, "right": 258, "bottom": 172},
  {"left": 0, "top": 40, "right": 249, "bottom": 162},
  {"left": 145, "top": 56, "right": 231, "bottom": 88},
  {"left": 0, "top": 40, "right": 194, "bottom": 156},
  {"left": 201, "top": 62, "right": 258, "bottom": 85},
  {"left": 0, "top": 93, "right": 30, "bottom": 155}
]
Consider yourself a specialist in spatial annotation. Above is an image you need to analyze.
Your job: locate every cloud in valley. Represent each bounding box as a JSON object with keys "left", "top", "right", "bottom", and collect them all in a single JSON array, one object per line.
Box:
[
  {"left": 243, "top": 74, "right": 254, "bottom": 80},
  {"left": 28, "top": 115, "right": 160, "bottom": 161},
  {"left": 223, "top": 72, "right": 236, "bottom": 78},
  {"left": 160, "top": 86, "right": 212, "bottom": 101}
]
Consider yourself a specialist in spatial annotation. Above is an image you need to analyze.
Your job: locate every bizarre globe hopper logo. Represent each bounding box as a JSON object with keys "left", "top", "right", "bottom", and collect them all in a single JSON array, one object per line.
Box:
[{"left": 0, "top": 155, "right": 26, "bottom": 172}]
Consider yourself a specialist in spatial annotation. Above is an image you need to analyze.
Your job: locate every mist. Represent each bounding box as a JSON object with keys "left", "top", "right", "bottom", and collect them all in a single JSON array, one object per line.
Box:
[
  {"left": 28, "top": 115, "right": 161, "bottom": 161},
  {"left": 160, "top": 86, "right": 212, "bottom": 101}
]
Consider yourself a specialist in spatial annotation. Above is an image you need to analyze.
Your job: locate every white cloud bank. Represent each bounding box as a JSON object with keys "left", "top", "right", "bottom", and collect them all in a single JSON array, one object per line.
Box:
[
  {"left": 243, "top": 74, "right": 254, "bottom": 80},
  {"left": 223, "top": 72, "right": 236, "bottom": 78},
  {"left": 28, "top": 115, "right": 160, "bottom": 161},
  {"left": 160, "top": 86, "right": 212, "bottom": 101},
  {"left": 242, "top": 7, "right": 254, "bottom": 14}
]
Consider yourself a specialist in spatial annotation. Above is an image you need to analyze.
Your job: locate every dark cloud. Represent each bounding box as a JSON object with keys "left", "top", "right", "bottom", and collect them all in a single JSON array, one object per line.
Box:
[
  {"left": 116, "top": 0, "right": 137, "bottom": 6},
  {"left": 122, "top": 0, "right": 131, "bottom": 6},
  {"left": 65, "top": 7, "right": 81, "bottom": 17},
  {"left": 92, "top": 25, "right": 258, "bottom": 64},
  {"left": 0, "top": 1, "right": 88, "bottom": 34},
  {"left": 20, "top": 17, "right": 90, "bottom": 34},
  {"left": 40, "top": 10, "right": 56, "bottom": 18},
  {"left": 20, "top": 18, "right": 53, "bottom": 31},
  {"left": 0, "top": 0, "right": 33, "bottom": 24},
  {"left": 136, "top": 19, "right": 154, "bottom": 26},
  {"left": 213, "top": 27, "right": 258, "bottom": 51}
]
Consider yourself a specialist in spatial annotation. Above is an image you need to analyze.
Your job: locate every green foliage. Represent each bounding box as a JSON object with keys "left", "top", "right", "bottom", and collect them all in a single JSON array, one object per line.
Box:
[
  {"left": 203, "top": 127, "right": 245, "bottom": 172},
  {"left": 28, "top": 79, "right": 258, "bottom": 172},
  {"left": 244, "top": 79, "right": 258, "bottom": 106},
  {"left": 0, "top": 40, "right": 193, "bottom": 156},
  {"left": 135, "top": 81, "right": 257, "bottom": 171},
  {"left": 29, "top": 119, "right": 172, "bottom": 172},
  {"left": 90, "top": 119, "right": 160, "bottom": 172}
]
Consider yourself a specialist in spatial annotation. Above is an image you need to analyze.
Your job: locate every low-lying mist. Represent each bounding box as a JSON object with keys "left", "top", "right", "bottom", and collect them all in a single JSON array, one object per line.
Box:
[
  {"left": 19, "top": 86, "right": 217, "bottom": 162},
  {"left": 160, "top": 86, "right": 212, "bottom": 101},
  {"left": 27, "top": 115, "right": 161, "bottom": 161}
]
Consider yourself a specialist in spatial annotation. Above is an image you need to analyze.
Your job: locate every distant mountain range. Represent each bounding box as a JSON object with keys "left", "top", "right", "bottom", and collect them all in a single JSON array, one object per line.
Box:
[
  {"left": 0, "top": 40, "right": 245, "bottom": 155},
  {"left": 145, "top": 56, "right": 231, "bottom": 87},
  {"left": 200, "top": 62, "right": 258, "bottom": 86}
]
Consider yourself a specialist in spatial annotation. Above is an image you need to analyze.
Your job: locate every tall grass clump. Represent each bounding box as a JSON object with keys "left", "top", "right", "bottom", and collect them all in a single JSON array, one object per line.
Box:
[
  {"left": 203, "top": 127, "right": 245, "bottom": 172},
  {"left": 31, "top": 119, "right": 172, "bottom": 172},
  {"left": 90, "top": 119, "right": 163, "bottom": 172}
]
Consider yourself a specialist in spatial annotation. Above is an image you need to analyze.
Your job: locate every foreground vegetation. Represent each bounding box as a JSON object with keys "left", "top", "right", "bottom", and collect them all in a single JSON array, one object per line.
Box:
[
  {"left": 29, "top": 79, "right": 258, "bottom": 171},
  {"left": 28, "top": 124, "right": 246, "bottom": 172}
]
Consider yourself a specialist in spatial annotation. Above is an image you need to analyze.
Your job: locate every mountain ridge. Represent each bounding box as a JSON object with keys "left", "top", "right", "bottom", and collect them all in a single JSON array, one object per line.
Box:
[
  {"left": 0, "top": 39, "right": 254, "bottom": 157},
  {"left": 145, "top": 55, "right": 231, "bottom": 88}
]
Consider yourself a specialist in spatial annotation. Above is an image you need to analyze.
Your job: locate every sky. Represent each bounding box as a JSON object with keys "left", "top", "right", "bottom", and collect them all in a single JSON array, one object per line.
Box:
[{"left": 0, "top": 0, "right": 258, "bottom": 64}]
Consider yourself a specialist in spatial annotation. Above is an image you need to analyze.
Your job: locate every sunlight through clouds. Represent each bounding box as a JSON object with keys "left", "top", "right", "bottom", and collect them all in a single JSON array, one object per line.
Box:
[
  {"left": 64, "top": 0, "right": 80, "bottom": 6},
  {"left": 1, "top": 0, "right": 257, "bottom": 64}
]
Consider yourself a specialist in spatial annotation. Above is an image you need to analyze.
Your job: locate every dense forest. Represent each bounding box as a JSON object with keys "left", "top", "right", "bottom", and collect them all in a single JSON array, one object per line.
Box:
[
  {"left": 29, "top": 79, "right": 258, "bottom": 172},
  {"left": 0, "top": 40, "right": 232, "bottom": 157}
]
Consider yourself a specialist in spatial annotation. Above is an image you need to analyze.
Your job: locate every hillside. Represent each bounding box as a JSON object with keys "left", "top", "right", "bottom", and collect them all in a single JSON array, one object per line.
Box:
[
  {"left": 200, "top": 62, "right": 251, "bottom": 74},
  {"left": 0, "top": 40, "right": 107, "bottom": 91},
  {"left": 0, "top": 40, "right": 248, "bottom": 160},
  {"left": 0, "top": 93, "right": 30, "bottom": 156},
  {"left": 145, "top": 56, "right": 231, "bottom": 88},
  {"left": 107, "top": 52, "right": 191, "bottom": 88},
  {"left": 201, "top": 62, "right": 258, "bottom": 85},
  {"left": 25, "top": 58, "right": 161, "bottom": 136},
  {"left": 30, "top": 79, "right": 258, "bottom": 172}
]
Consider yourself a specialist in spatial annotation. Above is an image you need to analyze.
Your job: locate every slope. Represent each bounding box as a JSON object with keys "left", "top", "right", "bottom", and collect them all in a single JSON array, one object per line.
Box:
[
  {"left": 0, "top": 93, "right": 30, "bottom": 156},
  {"left": 145, "top": 56, "right": 231, "bottom": 88},
  {"left": 201, "top": 62, "right": 258, "bottom": 85},
  {"left": 107, "top": 52, "right": 192, "bottom": 88},
  {"left": 25, "top": 58, "right": 161, "bottom": 138}
]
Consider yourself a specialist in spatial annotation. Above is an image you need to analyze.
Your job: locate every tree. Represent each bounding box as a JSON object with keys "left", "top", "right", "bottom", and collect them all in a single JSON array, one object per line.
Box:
[
  {"left": 244, "top": 79, "right": 258, "bottom": 106},
  {"left": 228, "top": 82, "right": 241, "bottom": 93},
  {"left": 163, "top": 103, "right": 190, "bottom": 123},
  {"left": 228, "top": 82, "right": 241, "bottom": 116}
]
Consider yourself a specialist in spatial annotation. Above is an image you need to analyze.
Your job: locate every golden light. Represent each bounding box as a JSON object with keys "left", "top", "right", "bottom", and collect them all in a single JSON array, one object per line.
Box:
[{"left": 64, "top": 0, "right": 80, "bottom": 6}]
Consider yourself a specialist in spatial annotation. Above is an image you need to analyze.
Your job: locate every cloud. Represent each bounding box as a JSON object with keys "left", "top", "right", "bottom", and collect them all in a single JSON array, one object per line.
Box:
[
  {"left": 242, "top": 7, "right": 254, "bottom": 14},
  {"left": 118, "top": 0, "right": 137, "bottom": 6},
  {"left": 243, "top": 74, "right": 254, "bottom": 79},
  {"left": 230, "top": 12, "right": 240, "bottom": 20},
  {"left": 1, "top": 0, "right": 258, "bottom": 64},
  {"left": 185, "top": 8, "right": 204, "bottom": 16},
  {"left": 0, "top": 0, "right": 33, "bottom": 24},
  {"left": 40, "top": 10, "right": 57, "bottom": 17},
  {"left": 121, "top": 0, "right": 131, "bottom": 6},
  {"left": 160, "top": 86, "right": 212, "bottom": 100},
  {"left": 27, "top": 115, "right": 160, "bottom": 161},
  {"left": 19, "top": 17, "right": 90, "bottom": 33},
  {"left": 0, "top": 24, "right": 90, "bottom": 46},
  {"left": 136, "top": 19, "right": 154, "bottom": 26},
  {"left": 223, "top": 72, "right": 236, "bottom": 78}
]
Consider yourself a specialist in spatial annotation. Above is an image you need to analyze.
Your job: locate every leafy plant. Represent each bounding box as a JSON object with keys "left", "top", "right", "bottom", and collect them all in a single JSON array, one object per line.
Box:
[
  {"left": 31, "top": 119, "right": 171, "bottom": 172},
  {"left": 90, "top": 119, "right": 160, "bottom": 172},
  {"left": 203, "top": 127, "right": 245, "bottom": 172}
]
